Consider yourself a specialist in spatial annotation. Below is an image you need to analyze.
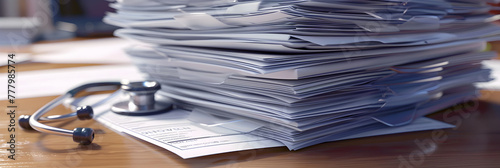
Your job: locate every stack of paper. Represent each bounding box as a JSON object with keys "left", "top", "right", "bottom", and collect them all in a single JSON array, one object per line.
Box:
[{"left": 105, "top": 0, "right": 500, "bottom": 150}]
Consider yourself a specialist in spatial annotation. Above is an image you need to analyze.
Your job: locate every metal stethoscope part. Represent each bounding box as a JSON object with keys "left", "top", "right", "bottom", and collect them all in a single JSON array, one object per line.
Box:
[
  {"left": 19, "top": 81, "right": 171, "bottom": 145},
  {"left": 111, "top": 80, "right": 172, "bottom": 115}
]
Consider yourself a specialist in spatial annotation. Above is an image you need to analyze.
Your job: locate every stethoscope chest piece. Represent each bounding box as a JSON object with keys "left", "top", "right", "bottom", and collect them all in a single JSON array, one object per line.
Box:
[{"left": 111, "top": 81, "right": 172, "bottom": 115}]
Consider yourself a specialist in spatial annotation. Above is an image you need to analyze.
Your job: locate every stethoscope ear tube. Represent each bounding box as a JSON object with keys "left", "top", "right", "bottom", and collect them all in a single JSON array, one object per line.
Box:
[
  {"left": 28, "top": 94, "right": 92, "bottom": 144},
  {"left": 67, "top": 82, "right": 122, "bottom": 96},
  {"left": 20, "top": 81, "right": 170, "bottom": 145},
  {"left": 19, "top": 106, "right": 94, "bottom": 130}
]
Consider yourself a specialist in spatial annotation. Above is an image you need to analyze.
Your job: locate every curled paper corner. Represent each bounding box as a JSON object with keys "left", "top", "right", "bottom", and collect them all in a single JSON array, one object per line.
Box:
[
  {"left": 356, "top": 22, "right": 400, "bottom": 33},
  {"left": 390, "top": 67, "right": 444, "bottom": 74},
  {"left": 399, "top": 16, "right": 440, "bottom": 30},
  {"left": 187, "top": 108, "right": 264, "bottom": 133},
  {"left": 173, "top": 13, "right": 236, "bottom": 30},
  {"left": 226, "top": 1, "right": 261, "bottom": 14},
  {"left": 372, "top": 108, "right": 416, "bottom": 127},
  {"left": 176, "top": 67, "right": 230, "bottom": 84}
]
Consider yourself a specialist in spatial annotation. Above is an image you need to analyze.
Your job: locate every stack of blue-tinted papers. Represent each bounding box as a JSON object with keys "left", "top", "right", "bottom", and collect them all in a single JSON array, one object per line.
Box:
[{"left": 105, "top": 0, "right": 500, "bottom": 150}]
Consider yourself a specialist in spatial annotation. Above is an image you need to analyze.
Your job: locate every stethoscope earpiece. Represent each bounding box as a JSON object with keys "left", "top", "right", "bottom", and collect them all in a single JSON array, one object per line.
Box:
[
  {"left": 19, "top": 115, "right": 32, "bottom": 130},
  {"left": 72, "top": 128, "right": 95, "bottom": 145},
  {"left": 76, "top": 105, "right": 94, "bottom": 120}
]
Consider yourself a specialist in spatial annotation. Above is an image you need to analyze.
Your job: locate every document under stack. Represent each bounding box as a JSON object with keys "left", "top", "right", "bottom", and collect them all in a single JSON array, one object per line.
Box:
[{"left": 105, "top": 0, "right": 500, "bottom": 150}]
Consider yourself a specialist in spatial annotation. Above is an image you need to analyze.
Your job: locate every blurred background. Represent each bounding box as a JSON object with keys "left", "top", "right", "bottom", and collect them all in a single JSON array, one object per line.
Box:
[{"left": 0, "top": 0, "right": 117, "bottom": 46}]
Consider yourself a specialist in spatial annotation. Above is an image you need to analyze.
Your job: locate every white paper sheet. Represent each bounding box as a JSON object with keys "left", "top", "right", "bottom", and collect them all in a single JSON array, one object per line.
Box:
[
  {"left": 95, "top": 108, "right": 284, "bottom": 159},
  {"left": 31, "top": 38, "right": 133, "bottom": 64},
  {"left": 0, "top": 53, "right": 31, "bottom": 66},
  {"left": 477, "top": 59, "right": 500, "bottom": 90}
]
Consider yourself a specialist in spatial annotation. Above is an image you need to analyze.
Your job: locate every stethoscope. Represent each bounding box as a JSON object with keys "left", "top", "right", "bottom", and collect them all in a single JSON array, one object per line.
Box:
[{"left": 19, "top": 80, "right": 172, "bottom": 145}]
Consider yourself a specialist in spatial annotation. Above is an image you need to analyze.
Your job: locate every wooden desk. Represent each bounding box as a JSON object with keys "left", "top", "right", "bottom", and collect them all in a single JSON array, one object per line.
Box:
[{"left": 1, "top": 45, "right": 500, "bottom": 168}]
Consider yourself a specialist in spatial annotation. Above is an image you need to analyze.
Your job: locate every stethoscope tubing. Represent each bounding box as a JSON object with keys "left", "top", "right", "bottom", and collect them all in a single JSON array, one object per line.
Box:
[
  {"left": 26, "top": 82, "right": 122, "bottom": 144},
  {"left": 22, "top": 81, "right": 169, "bottom": 145},
  {"left": 29, "top": 94, "right": 74, "bottom": 137}
]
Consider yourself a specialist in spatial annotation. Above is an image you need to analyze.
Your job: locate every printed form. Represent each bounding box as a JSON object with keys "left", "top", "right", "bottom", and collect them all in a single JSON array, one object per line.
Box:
[{"left": 92, "top": 103, "right": 284, "bottom": 159}]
